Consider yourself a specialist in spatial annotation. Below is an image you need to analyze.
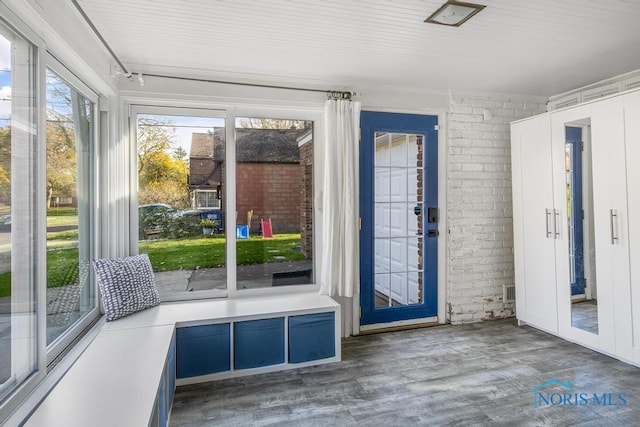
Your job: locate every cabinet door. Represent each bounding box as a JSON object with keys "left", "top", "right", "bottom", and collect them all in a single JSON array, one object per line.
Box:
[
  {"left": 176, "top": 324, "right": 230, "bottom": 378},
  {"left": 157, "top": 369, "right": 167, "bottom": 427},
  {"left": 619, "top": 91, "right": 640, "bottom": 363},
  {"left": 585, "top": 97, "right": 626, "bottom": 354},
  {"left": 550, "top": 105, "right": 591, "bottom": 339},
  {"left": 166, "top": 332, "right": 176, "bottom": 419},
  {"left": 511, "top": 114, "right": 558, "bottom": 333},
  {"left": 234, "top": 318, "right": 285, "bottom": 369},
  {"left": 289, "top": 312, "right": 335, "bottom": 363}
]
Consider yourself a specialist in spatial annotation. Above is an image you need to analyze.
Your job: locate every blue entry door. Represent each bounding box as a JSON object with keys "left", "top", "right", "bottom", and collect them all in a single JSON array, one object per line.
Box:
[{"left": 360, "top": 111, "right": 438, "bottom": 325}]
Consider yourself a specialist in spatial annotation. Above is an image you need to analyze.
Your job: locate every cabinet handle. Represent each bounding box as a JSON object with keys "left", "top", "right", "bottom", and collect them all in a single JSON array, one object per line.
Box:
[
  {"left": 554, "top": 209, "right": 560, "bottom": 239},
  {"left": 545, "top": 208, "right": 551, "bottom": 238},
  {"left": 610, "top": 209, "right": 618, "bottom": 244}
]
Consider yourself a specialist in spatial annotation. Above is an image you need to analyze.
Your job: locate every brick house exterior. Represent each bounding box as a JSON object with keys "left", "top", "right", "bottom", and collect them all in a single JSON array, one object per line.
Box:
[
  {"left": 298, "top": 131, "right": 313, "bottom": 259},
  {"left": 189, "top": 128, "right": 312, "bottom": 242},
  {"left": 189, "top": 132, "right": 222, "bottom": 209}
]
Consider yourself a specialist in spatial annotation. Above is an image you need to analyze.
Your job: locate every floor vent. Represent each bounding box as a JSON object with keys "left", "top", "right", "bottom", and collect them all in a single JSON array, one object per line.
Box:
[{"left": 504, "top": 285, "right": 516, "bottom": 302}]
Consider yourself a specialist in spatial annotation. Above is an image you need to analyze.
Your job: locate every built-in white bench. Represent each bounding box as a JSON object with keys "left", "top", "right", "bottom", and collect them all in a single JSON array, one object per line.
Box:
[{"left": 25, "top": 293, "right": 340, "bottom": 427}]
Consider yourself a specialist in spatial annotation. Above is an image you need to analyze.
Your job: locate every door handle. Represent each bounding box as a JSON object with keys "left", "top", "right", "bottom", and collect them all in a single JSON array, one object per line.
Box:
[
  {"left": 545, "top": 209, "right": 551, "bottom": 238},
  {"left": 427, "top": 229, "right": 439, "bottom": 238},
  {"left": 554, "top": 209, "right": 560, "bottom": 239},
  {"left": 610, "top": 209, "right": 618, "bottom": 244}
]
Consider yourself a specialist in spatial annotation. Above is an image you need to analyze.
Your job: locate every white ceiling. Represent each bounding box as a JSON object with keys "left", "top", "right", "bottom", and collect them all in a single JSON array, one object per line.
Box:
[{"left": 76, "top": 0, "right": 640, "bottom": 97}]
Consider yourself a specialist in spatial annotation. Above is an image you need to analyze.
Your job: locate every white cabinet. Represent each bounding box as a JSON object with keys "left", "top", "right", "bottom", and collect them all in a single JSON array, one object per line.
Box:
[
  {"left": 585, "top": 96, "right": 628, "bottom": 355},
  {"left": 511, "top": 113, "right": 560, "bottom": 334},
  {"left": 550, "top": 102, "right": 620, "bottom": 354},
  {"left": 615, "top": 90, "right": 640, "bottom": 363},
  {"left": 511, "top": 89, "right": 640, "bottom": 366}
]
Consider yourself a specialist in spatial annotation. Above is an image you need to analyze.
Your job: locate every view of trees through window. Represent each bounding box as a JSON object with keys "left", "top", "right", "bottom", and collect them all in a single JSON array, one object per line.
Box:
[
  {"left": 136, "top": 113, "right": 227, "bottom": 300},
  {"left": 0, "top": 24, "right": 38, "bottom": 401},
  {"left": 45, "top": 69, "right": 96, "bottom": 346},
  {"left": 0, "top": 31, "right": 12, "bottom": 388},
  {"left": 136, "top": 113, "right": 314, "bottom": 299}
]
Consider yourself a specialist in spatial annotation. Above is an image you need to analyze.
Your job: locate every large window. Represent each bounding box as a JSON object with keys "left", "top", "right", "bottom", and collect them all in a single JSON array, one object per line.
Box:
[
  {"left": 134, "top": 110, "right": 316, "bottom": 299},
  {"left": 234, "top": 117, "right": 314, "bottom": 290},
  {"left": 135, "top": 110, "right": 227, "bottom": 300},
  {"left": 0, "top": 16, "right": 102, "bottom": 416},
  {"left": 0, "top": 19, "right": 38, "bottom": 406},
  {"left": 45, "top": 68, "right": 97, "bottom": 348}
]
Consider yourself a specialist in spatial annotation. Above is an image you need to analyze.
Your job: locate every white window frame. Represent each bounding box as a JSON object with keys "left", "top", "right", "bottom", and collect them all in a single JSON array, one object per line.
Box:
[
  {"left": 129, "top": 103, "right": 323, "bottom": 300},
  {"left": 227, "top": 106, "right": 322, "bottom": 298},
  {"left": 130, "top": 105, "right": 227, "bottom": 301},
  {"left": 43, "top": 54, "right": 101, "bottom": 362},
  {"left": 0, "top": 6, "right": 44, "bottom": 420},
  {"left": 192, "top": 189, "right": 220, "bottom": 209}
]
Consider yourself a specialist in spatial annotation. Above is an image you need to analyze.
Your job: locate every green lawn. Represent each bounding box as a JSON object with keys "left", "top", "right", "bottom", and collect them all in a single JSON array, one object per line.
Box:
[
  {"left": 0, "top": 248, "right": 79, "bottom": 298},
  {"left": 0, "top": 233, "right": 304, "bottom": 297},
  {"left": 47, "top": 215, "right": 78, "bottom": 227},
  {"left": 140, "top": 233, "right": 304, "bottom": 271},
  {"left": 47, "top": 207, "right": 78, "bottom": 227},
  {"left": 48, "top": 229, "right": 78, "bottom": 241},
  {"left": 48, "top": 207, "right": 77, "bottom": 216},
  {"left": 0, "top": 274, "right": 8, "bottom": 298}
]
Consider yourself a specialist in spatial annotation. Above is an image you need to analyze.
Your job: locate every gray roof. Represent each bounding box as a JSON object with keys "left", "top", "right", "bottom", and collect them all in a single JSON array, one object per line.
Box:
[{"left": 189, "top": 128, "right": 307, "bottom": 164}]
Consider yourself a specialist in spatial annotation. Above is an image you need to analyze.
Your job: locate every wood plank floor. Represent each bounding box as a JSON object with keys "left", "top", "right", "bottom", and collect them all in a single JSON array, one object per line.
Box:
[{"left": 170, "top": 319, "right": 640, "bottom": 426}]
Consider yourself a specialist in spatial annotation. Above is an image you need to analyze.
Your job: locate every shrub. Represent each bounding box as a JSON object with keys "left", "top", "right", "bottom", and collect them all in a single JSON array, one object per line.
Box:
[
  {"left": 139, "top": 209, "right": 201, "bottom": 239},
  {"left": 199, "top": 218, "right": 218, "bottom": 229}
]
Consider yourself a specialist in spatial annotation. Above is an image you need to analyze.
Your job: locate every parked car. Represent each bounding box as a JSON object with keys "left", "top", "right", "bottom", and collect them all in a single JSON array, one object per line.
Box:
[
  {"left": 0, "top": 214, "right": 10, "bottom": 232},
  {"left": 139, "top": 203, "right": 172, "bottom": 215}
]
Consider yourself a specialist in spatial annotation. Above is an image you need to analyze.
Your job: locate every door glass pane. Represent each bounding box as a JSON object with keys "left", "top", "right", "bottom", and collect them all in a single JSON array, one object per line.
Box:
[
  {"left": 374, "top": 132, "right": 424, "bottom": 307},
  {"left": 45, "top": 70, "right": 96, "bottom": 345},
  {"left": 374, "top": 274, "right": 391, "bottom": 307},
  {"left": 0, "top": 25, "right": 38, "bottom": 401},
  {"left": 234, "top": 117, "right": 313, "bottom": 290},
  {"left": 136, "top": 114, "right": 226, "bottom": 300}
]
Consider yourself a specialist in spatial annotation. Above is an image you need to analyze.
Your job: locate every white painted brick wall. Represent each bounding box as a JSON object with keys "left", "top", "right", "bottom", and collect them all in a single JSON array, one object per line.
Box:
[{"left": 446, "top": 93, "right": 547, "bottom": 324}]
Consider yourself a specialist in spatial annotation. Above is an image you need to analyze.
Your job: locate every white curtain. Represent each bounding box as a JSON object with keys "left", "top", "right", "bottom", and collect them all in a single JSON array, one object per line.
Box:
[{"left": 319, "top": 98, "right": 361, "bottom": 297}]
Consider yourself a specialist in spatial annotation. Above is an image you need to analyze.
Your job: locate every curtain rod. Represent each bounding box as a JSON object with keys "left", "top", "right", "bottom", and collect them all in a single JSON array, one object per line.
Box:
[
  {"left": 71, "top": 0, "right": 354, "bottom": 98},
  {"left": 143, "top": 73, "right": 354, "bottom": 98},
  {"left": 71, "top": 0, "right": 130, "bottom": 76}
]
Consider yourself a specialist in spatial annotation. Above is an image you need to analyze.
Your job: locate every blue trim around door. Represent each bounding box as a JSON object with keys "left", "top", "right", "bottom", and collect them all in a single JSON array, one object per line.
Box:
[{"left": 360, "top": 111, "right": 438, "bottom": 325}]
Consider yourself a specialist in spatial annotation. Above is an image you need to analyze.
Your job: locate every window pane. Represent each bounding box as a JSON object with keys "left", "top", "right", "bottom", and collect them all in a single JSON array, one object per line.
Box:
[
  {"left": 234, "top": 117, "right": 313, "bottom": 290},
  {"left": 136, "top": 114, "right": 226, "bottom": 300},
  {"left": 0, "top": 24, "right": 38, "bottom": 402},
  {"left": 45, "top": 70, "right": 96, "bottom": 346},
  {"left": 373, "top": 133, "right": 424, "bottom": 307}
]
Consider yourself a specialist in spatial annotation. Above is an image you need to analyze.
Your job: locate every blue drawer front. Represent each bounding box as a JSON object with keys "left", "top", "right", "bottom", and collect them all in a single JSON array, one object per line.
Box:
[
  {"left": 234, "top": 318, "right": 285, "bottom": 369},
  {"left": 288, "top": 312, "right": 335, "bottom": 363},
  {"left": 158, "top": 371, "right": 167, "bottom": 427},
  {"left": 167, "top": 333, "right": 176, "bottom": 413},
  {"left": 176, "top": 323, "right": 230, "bottom": 378}
]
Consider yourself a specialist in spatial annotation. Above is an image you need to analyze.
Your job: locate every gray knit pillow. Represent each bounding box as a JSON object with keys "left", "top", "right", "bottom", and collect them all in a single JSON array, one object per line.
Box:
[{"left": 92, "top": 254, "right": 160, "bottom": 321}]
